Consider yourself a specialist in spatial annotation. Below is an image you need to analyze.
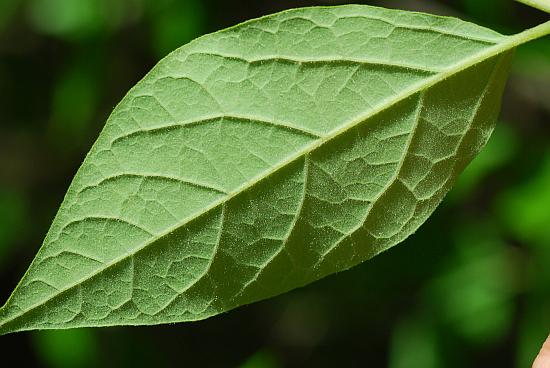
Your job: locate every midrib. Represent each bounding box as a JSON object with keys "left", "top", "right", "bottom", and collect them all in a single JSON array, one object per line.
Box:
[{"left": 1, "top": 20, "right": 549, "bottom": 332}]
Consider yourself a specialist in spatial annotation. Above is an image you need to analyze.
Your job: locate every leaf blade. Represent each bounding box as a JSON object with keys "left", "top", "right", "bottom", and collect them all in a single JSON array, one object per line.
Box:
[{"left": 0, "top": 5, "right": 518, "bottom": 333}]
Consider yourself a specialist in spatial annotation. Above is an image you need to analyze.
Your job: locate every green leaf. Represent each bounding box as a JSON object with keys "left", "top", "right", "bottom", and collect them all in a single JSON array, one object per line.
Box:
[{"left": 0, "top": 5, "right": 547, "bottom": 334}]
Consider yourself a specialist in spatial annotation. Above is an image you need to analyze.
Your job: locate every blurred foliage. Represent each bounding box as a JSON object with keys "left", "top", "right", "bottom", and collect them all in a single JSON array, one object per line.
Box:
[
  {"left": 0, "top": 0, "right": 549, "bottom": 367},
  {"left": 27, "top": 0, "right": 143, "bottom": 40},
  {"left": 514, "top": 38, "right": 550, "bottom": 77},
  {"left": 239, "top": 349, "right": 280, "bottom": 368},
  {"left": 424, "top": 223, "right": 517, "bottom": 345},
  {"left": 33, "top": 329, "right": 99, "bottom": 368},
  {"left": 462, "top": 0, "right": 513, "bottom": 30},
  {"left": 47, "top": 58, "right": 100, "bottom": 149},
  {"left": 0, "top": 187, "right": 26, "bottom": 265},
  {"left": 449, "top": 124, "right": 519, "bottom": 201},
  {"left": 0, "top": 0, "right": 19, "bottom": 33},
  {"left": 498, "top": 153, "right": 550, "bottom": 246},
  {"left": 146, "top": 0, "right": 206, "bottom": 58},
  {"left": 389, "top": 317, "right": 439, "bottom": 368}
]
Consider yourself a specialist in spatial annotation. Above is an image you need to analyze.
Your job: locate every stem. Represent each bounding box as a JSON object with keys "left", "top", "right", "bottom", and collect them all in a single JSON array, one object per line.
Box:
[
  {"left": 511, "top": 20, "right": 550, "bottom": 46},
  {"left": 515, "top": 0, "right": 550, "bottom": 14}
]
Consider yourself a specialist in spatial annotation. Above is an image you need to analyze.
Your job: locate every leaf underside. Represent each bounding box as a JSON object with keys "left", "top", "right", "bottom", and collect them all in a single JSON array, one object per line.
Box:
[{"left": 0, "top": 5, "right": 514, "bottom": 334}]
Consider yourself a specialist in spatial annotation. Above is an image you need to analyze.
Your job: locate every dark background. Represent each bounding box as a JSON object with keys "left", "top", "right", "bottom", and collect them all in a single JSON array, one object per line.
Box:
[{"left": 1, "top": 0, "right": 549, "bottom": 367}]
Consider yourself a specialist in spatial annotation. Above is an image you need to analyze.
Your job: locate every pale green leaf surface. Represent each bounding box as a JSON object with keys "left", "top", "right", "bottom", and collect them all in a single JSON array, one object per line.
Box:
[{"left": 0, "top": 5, "right": 525, "bottom": 333}]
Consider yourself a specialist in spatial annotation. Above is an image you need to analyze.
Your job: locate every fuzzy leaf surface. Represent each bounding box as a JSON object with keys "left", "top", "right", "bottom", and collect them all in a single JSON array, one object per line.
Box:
[{"left": 0, "top": 5, "right": 515, "bottom": 333}]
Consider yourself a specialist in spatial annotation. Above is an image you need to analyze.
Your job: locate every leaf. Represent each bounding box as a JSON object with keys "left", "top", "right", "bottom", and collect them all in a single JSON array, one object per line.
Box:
[{"left": 0, "top": 5, "right": 547, "bottom": 334}]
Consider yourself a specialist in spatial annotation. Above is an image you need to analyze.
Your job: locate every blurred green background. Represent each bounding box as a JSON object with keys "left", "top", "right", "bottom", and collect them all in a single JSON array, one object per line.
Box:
[{"left": 0, "top": 0, "right": 549, "bottom": 367}]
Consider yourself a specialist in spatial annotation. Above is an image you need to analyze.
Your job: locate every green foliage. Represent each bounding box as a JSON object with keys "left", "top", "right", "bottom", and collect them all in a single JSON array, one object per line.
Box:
[
  {"left": 389, "top": 317, "right": 439, "bottom": 368},
  {"left": 33, "top": 329, "right": 99, "bottom": 368},
  {"left": 0, "top": 187, "right": 26, "bottom": 265},
  {"left": 239, "top": 349, "right": 280, "bottom": 368},
  {"left": 424, "top": 223, "right": 517, "bottom": 344},
  {"left": 0, "top": 0, "right": 18, "bottom": 33},
  {"left": 49, "top": 62, "right": 100, "bottom": 148},
  {"left": 0, "top": 3, "right": 549, "bottom": 335},
  {"left": 449, "top": 124, "right": 518, "bottom": 200},
  {"left": 498, "top": 152, "right": 550, "bottom": 246},
  {"left": 147, "top": 0, "right": 206, "bottom": 58},
  {"left": 27, "top": 0, "right": 140, "bottom": 40}
]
